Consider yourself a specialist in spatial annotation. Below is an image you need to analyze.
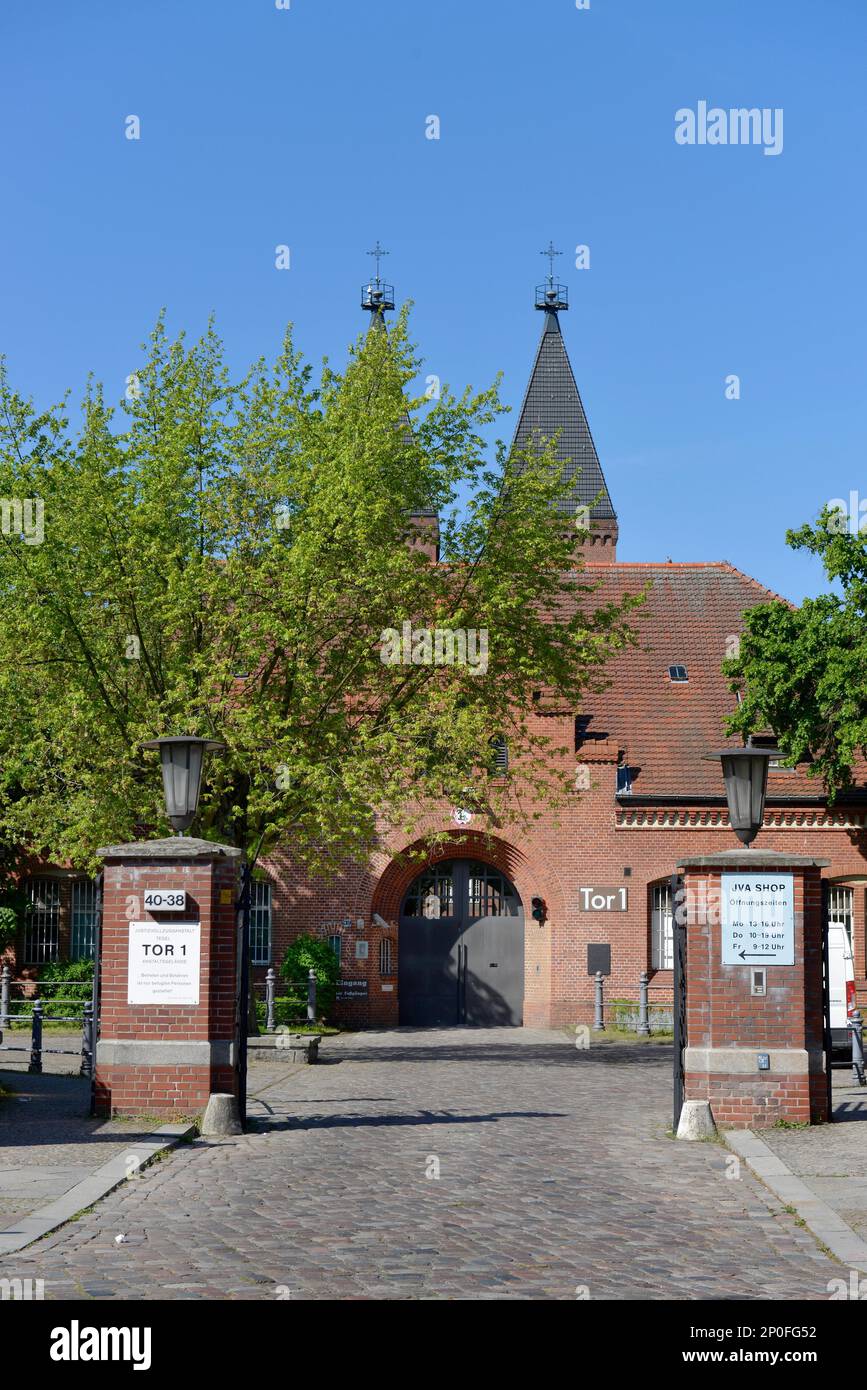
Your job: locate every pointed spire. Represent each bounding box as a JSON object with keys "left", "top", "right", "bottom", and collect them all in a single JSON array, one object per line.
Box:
[{"left": 512, "top": 255, "right": 617, "bottom": 542}]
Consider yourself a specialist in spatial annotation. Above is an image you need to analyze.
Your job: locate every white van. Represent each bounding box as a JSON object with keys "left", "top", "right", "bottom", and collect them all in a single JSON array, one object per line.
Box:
[{"left": 828, "top": 921, "right": 856, "bottom": 1057}]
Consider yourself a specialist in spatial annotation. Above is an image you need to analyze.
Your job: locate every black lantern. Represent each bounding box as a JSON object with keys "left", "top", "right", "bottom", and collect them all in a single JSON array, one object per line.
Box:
[
  {"left": 707, "top": 738, "right": 780, "bottom": 847},
  {"left": 141, "top": 735, "right": 225, "bottom": 834}
]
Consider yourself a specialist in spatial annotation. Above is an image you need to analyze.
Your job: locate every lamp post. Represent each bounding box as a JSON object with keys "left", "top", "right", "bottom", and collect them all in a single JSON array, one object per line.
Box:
[
  {"left": 706, "top": 738, "right": 780, "bottom": 847},
  {"left": 141, "top": 735, "right": 226, "bottom": 834}
]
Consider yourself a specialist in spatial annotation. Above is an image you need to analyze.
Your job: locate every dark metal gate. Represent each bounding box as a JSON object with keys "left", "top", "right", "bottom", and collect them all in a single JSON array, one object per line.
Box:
[
  {"left": 399, "top": 859, "right": 525, "bottom": 1027},
  {"left": 672, "top": 872, "right": 687, "bottom": 1131}
]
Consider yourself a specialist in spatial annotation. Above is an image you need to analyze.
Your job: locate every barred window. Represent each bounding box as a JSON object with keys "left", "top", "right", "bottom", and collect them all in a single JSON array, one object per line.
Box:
[
  {"left": 71, "top": 879, "right": 99, "bottom": 960},
  {"left": 249, "top": 880, "right": 272, "bottom": 966},
  {"left": 651, "top": 881, "right": 674, "bottom": 971},
  {"left": 328, "top": 933, "right": 342, "bottom": 964},
  {"left": 379, "top": 937, "right": 394, "bottom": 976},
  {"left": 24, "top": 878, "right": 61, "bottom": 964},
  {"left": 489, "top": 736, "right": 508, "bottom": 775},
  {"left": 828, "top": 886, "right": 854, "bottom": 946}
]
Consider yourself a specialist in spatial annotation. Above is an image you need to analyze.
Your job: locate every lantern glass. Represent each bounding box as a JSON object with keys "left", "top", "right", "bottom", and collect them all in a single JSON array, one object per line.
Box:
[
  {"left": 142, "top": 736, "right": 225, "bottom": 834},
  {"left": 708, "top": 742, "right": 779, "bottom": 847}
]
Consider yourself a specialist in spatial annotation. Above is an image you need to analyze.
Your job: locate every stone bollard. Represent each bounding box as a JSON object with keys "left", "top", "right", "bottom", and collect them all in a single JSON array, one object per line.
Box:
[
  {"left": 201, "top": 1093, "right": 243, "bottom": 1136},
  {"left": 265, "top": 967, "right": 276, "bottom": 1032},
  {"left": 676, "top": 1099, "right": 717, "bottom": 1141},
  {"left": 637, "top": 971, "right": 650, "bottom": 1036},
  {"left": 592, "top": 971, "right": 605, "bottom": 1032}
]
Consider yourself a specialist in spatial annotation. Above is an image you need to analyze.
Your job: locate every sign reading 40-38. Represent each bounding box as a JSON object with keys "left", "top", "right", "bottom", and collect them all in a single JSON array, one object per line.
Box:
[{"left": 721, "top": 873, "right": 795, "bottom": 966}]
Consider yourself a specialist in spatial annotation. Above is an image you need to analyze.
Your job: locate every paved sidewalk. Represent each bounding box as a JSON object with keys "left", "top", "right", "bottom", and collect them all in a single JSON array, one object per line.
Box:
[
  {"left": 0, "top": 1028, "right": 845, "bottom": 1300},
  {"left": 759, "top": 1071, "right": 867, "bottom": 1246}
]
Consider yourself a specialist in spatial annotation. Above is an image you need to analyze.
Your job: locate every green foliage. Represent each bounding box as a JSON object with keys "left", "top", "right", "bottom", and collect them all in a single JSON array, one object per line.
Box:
[
  {"left": 10, "top": 957, "right": 94, "bottom": 1019},
  {"left": 725, "top": 509, "right": 867, "bottom": 798},
  {"left": 0, "top": 310, "right": 640, "bottom": 872},
  {"left": 279, "top": 933, "right": 340, "bottom": 1017}
]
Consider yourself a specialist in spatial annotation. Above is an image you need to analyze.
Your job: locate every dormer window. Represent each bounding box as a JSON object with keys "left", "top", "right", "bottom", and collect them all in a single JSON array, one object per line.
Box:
[
  {"left": 616, "top": 765, "right": 634, "bottom": 795},
  {"left": 668, "top": 665, "right": 688, "bottom": 683}
]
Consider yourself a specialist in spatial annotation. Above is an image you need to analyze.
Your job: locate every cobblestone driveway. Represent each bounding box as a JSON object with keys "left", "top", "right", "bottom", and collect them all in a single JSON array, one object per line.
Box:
[{"left": 4, "top": 1028, "right": 841, "bottom": 1300}]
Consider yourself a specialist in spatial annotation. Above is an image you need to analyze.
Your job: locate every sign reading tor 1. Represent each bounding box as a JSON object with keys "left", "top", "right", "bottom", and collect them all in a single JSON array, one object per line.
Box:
[
  {"left": 128, "top": 922, "right": 201, "bottom": 1005},
  {"left": 721, "top": 873, "right": 795, "bottom": 966}
]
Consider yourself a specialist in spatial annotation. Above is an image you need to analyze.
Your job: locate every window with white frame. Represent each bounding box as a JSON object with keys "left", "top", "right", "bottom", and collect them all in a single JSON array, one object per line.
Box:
[
  {"left": 249, "top": 880, "right": 272, "bottom": 966},
  {"left": 71, "top": 878, "right": 99, "bottom": 960},
  {"left": 379, "top": 937, "right": 395, "bottom": 976},
  {"left": 827, "top": 885, "right": 854, "bottom": 946},
  {"left": 24, "top": 878, "right": 61, "bottom": 964},
  {"left": 328, "top": 933, "right": 342, "bottom": 964},
  {"left": 651, "top": 880, "right": 674, "bottom": 971}
]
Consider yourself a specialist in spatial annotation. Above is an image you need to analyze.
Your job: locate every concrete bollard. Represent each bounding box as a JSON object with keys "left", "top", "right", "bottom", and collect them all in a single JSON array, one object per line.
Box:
[
  {"left": 676, "top": 1100, "right": 717, "bottom": 1140},
  {"left": 201, "top": 1093, "right": 243, "bottom": 1136}
]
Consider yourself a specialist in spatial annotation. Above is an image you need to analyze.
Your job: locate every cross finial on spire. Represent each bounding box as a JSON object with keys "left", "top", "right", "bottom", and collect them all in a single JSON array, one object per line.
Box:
[
  {"left": 367, "top": 240, "right": 389, "bottom": 287},
  {"left": 541, "top": 241, "right": 562, "bottom": 287}
]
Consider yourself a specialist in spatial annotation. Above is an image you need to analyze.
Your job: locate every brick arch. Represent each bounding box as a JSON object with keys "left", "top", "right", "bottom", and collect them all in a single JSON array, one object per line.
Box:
[{"left": 370, "top": 830, "right": 564, "bottom": 927}]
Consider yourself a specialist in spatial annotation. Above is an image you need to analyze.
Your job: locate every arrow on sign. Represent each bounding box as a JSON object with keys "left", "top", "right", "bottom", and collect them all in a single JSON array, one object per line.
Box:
[{"left": 738, "top": 950, "right": 777, "bottom": 961}]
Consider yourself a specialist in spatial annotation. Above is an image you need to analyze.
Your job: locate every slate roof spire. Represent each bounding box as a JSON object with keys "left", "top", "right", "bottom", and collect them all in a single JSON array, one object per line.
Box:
[{"left": 511, "top": 250, "right": 617, "bottom": 550}]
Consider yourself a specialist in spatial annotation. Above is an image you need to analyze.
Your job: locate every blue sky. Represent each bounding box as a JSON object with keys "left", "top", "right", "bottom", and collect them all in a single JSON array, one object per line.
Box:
[{"left": 2, "top": 0, "right": 865, "bottom": 602}]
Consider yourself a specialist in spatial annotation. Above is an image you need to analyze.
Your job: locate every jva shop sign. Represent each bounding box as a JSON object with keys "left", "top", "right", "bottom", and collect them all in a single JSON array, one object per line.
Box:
[
  {"left": 721, "top": 874, "right": 795, "bottom": 966},
  {"left": 128, "top": 921, "right": 202, "bottom": 1005}
]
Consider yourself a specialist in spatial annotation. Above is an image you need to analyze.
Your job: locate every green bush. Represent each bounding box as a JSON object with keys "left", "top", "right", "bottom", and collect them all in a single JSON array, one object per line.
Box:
[
  {"left": 279, "top": 934, "right": 339, "bottom": 1018},
  {"left": 12, "top": 958, "right": 95, "bottom": 1019}
]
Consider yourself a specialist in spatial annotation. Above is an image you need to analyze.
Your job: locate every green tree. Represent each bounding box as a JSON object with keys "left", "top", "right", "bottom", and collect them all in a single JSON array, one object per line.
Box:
[
  {"left": 0, "top": 310, "right": 641, "bottom": 873},
  {"left": 724, "top": 508, "right": 867, "bottom": 798}
]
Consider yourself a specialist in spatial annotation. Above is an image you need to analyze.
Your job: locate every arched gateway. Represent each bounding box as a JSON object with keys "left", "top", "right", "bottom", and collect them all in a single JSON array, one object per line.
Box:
[{"left": 398, "top": 859, "right": 525, "bottom": 1026}]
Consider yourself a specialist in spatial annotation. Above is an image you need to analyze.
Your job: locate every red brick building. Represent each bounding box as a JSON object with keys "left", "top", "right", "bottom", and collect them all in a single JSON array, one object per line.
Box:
[
  {"left": 7, "top": 286, "right": 867, "bottom": 1033},
  {"left": 255, "top": 285, "right": 867, "bottom": 1030}
]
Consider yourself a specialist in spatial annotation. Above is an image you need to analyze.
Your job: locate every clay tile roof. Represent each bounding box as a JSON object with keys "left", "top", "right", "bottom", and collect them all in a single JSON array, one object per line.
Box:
[{"left": 572, "top": 561, "right": 866, "bottom": 798}]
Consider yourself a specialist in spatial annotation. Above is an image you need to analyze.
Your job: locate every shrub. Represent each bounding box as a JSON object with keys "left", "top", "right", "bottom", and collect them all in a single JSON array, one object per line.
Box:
[
  {"left": 27, "top": 958, "right": 94, "bottom": 1018},
  {"left": 279, "top": 934, "right": 339, "bottom": 1018}
]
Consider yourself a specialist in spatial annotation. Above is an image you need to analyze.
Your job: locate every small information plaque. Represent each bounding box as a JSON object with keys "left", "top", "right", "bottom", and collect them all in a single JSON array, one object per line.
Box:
[
  {"left": 128, "top": 921, "right": 201, "bottom": 1005},
  {"left": 721, "top": 874, "right": 795, "bottom": 966},
  {"left": 143, "top": 889, "right": 187, "bottom": 912}
]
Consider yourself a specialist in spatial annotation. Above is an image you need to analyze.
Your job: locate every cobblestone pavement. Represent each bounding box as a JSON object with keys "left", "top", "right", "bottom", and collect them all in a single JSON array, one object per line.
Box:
[{"left": 1, "top": 1028, "right": 843, "bottom": 1300}]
